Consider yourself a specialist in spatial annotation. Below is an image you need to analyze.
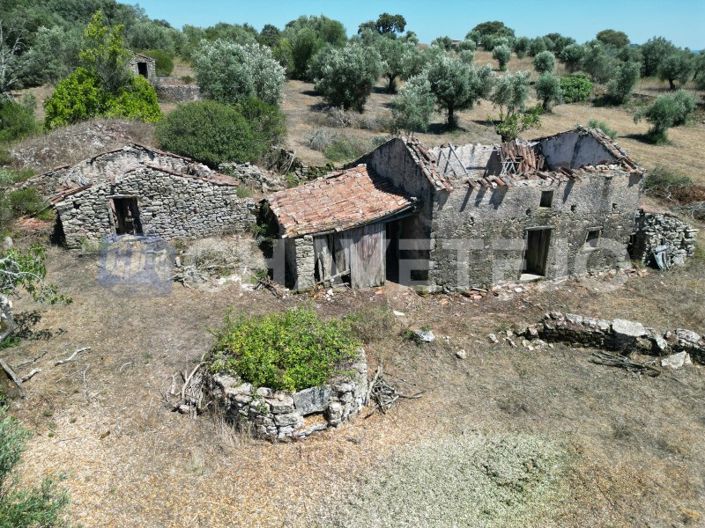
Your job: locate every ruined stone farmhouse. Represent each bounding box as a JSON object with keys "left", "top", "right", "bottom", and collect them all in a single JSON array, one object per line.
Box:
[
  {"left": 27, "top": 145, "right": 255, "bottom": 249},
  {"left": 264, "top": 127, "right": 655, "bottom": 291}
]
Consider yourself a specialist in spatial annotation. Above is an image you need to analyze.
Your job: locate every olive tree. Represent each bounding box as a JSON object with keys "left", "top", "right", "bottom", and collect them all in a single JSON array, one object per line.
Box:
[
  {"left": 533, "top": 51, "right": 556, "bottom": 74},
  {"left": 193, "top": 40, "right": 285, "bottom": 105},
  {"left": 491, "top": 71, "right": 530, "bottom": 119},
  {"left": 641, "top": 37, "right": 677, "bottom": 77},
  {"left": 391, "top": 74, "right": 436, "bottom": 132},
  {"left": 606, "top": 61, "right": 640, "bottom": 104},
  {"left": 535, "top": 73, "right": 562, "bottom": 111},
  {"left": 560, "top": 44, "right": 585, "bottom": 73},
  {"left": 634, "top": 90, "right": 696, "bottom": 143},
  {"left": 311, "top": 44, "right": 382, "bottom": 111},
  {"left": 492, "top": 45, "right": 511, "bottom": 71},
  {"left": 425, "top": 54, "right": 493, "bottom": 127},
  {"left": 658, "top": 51, "right": 694, "bottom": 90},
  {"left": 376, "top": 37, "right": 419, "bottom": 93}
]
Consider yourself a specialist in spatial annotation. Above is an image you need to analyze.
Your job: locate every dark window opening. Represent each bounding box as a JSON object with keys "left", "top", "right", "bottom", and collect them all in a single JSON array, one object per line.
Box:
[
  {"left": 137, "top": 62, "right": 148, "bottom": 78},
  {"left": 111, "top": 197, "right": 143, "bottom": 236},
  {"left": 385, "top": 221, "right": 400, "bottom": 283},
  {"left": 612, "top": 202, "right": 618, "bottom": 211},
  {"left": 570, "top": 204, "right": 577, "bottom": 212},
  {"left": 523, "top": 228, "right": 552, "bottom": 277},
  {"left": 585, "top": 228, "right": 602, "bottom": 249},
  {"left": 540, "top": 190, "right": 554, "bottom": 208}
]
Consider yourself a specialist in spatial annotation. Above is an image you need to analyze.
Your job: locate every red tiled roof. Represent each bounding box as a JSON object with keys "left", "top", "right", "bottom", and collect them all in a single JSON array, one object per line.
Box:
[{"left": 267, "top": 165, "right": 415, "bottom": 238}]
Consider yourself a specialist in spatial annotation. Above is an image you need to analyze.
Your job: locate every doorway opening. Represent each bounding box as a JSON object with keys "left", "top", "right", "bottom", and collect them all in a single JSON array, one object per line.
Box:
[
  {"left": 137, "top": 62, "right": 148, "bottom": 78},
  {"left": 385, "top": 221, "right": 400, "bottom": 283},
  {"left": 111, "top": 197, "right": 143, "bottom": 235},
  {"left": 522, "top": 228, "right": 551, "bottom": 279}
]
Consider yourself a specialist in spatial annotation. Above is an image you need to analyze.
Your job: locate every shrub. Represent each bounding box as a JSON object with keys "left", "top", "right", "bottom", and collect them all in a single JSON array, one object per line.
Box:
[
  {"left": 490, "top": 71, "right": 530, "bottom": 118},
  {"left": 311, "top": 44, "right": 383, "bottom": 112},
  {"left": 492, "top": 45, "right": 511, "bottom": 71},
  {"left": 587, "top": 119, "right": 617, "bottom": 139},
  {"left": 559, "top": 73, "right": 593, "bottom": 103},
  {"left": 560, "top": 44, "right": 585, "bottom": 73},
  {"left": 193, "top": 40, "right": 286, "bottom": 105},
  {"left": 391, "top": 74, "right": 436, "bottom": 132},
  {"left": 157, "top": 100, "right": 269, "bottom": 167},
  {"left": 236, "top": 97, "right": 286, "bottom": 149},
  {"left": 344, "top": 306, "right": 396, "bottom": 343},
  {"left": 142, "top": 49, "right": 174, "bottom": 76},
  {"left": 582, "top": 42, "right": 615, "bottom": 83},
  {"left": 44, "top": 68, "right": 161, "bottom": 129},
  {"left": 634, "top": 90, "right": 696, "bottom": 143},
  {"left": 0, "top": 408, "right": 68, "bottom": 527},
  {"left": 528, "top": 37, "right": 548, "bottom": 57},
  {"left": 643, "top": 166, "right": 692, "bottom": 196},
  {"left": 209, "top": 308, "right": 360, "bottom": 392},
  {"left": 7, "top": 188, "right": 47, "bottom": 217},
  {"left": 513, "top": 37, "right": 530, "bottom": 58},
  {"left": 533, "top": 51, "right": 556, "bottom": 74},
  {"left": 606, "top": 61, "right": 640, "bottom": 104},
  {"left": 0, "top": 99, "right": 37, "bottom": 143},
  {"left": 535, "top": 73, "right": 562, "bottom": 111}
]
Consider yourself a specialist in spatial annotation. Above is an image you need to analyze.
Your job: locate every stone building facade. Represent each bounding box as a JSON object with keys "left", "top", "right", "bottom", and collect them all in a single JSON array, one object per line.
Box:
[
  {"left": 128, "top": 53, "right": 157, "bottom": 84},
  {"left": 39, "top": 145, "right": 256, "bottom": 248},
  {"left": 265, "top": 128, "right": 647, "bottom": 291}
]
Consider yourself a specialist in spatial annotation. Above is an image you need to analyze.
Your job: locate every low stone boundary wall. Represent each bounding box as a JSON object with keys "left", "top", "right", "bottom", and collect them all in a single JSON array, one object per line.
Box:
[
  {"left": 518, "top": 312, "right": 704, "bottom": 363},
  {"left": 156, "top": 81, "right": 201, "bottom": 102},
  {"left": 630, "top": 210, "right": 698, "bottom": 269},
  {"left": 207, "top": 350, "right": 368, "bottom": 441}
]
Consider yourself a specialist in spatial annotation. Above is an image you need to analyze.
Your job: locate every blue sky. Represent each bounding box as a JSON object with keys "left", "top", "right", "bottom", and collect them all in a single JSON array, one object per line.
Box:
[{"left": 131, "top": 0, "right": 704, "bottom": 49}]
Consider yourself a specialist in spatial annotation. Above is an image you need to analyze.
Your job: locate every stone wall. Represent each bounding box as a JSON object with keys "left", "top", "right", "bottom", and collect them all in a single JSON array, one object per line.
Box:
[
  {"left": 129, "top": 56, "right": 157, "bottom": 84},
  {"left": 518, "top": 312, "right": 705, "bottom": 363},
  {"left": 630, "top": 210, "right": 698, "bottom": 269},
  {"left": 207, "top": 350, "right": 368, "bottom": 441},
  {"left": 218, "top": 162, "right": 284, "bottom": 193},
  {"left": 55, "top": 166, "right": 256, "bottom": 248},
  {"left": 155, "top": 80, "right": 201, "bottom": 102},
  {"left": 429, "top": 170, "right": 642, "bottom": 290}
]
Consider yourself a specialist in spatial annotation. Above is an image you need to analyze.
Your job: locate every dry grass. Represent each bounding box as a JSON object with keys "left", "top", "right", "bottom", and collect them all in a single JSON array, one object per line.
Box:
[{"left": 1, "top": 236, "right": 704, "bottom": 527}]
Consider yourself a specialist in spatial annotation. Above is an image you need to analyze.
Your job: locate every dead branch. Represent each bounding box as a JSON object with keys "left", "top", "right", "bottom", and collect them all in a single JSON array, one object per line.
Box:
[
  {"left": 254, "top": 276, "right": 282, "bottom": 298},
  {"left": 54, "top": 347, "right": 90, "bottom": 366},
  {"left": 118, "top": 361, "right": 133, "bottom": 373},
  {"left": 589, "top": 351, "right": 661, "bottom": 377},
  {"left": 0, "top": 358, "right": 23, "bottom": 390},
  {"left": 366, "top": 365, "right": 415, "bottom": 414},
  {"left": 16, "top": 350, "right": 49, "bottom": 368},
  {"left": 20, "top": 368, "right": 40, "bottom": 382},
  {"left": 181, "top": 361, "right": 204, "bottom": 402}
]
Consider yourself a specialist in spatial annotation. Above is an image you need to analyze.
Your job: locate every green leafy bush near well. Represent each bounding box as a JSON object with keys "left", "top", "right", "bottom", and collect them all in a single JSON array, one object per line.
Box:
[
  {"left": 559, "top": 73, "right": 593, "bottom": 103},
  {"left": 0, "top": 409, "right": 68, "bottom": 527},
  {"left": 156, "top": 99, "right": 284, "bottom": 167},
  {"left": 209, "top": 308, "right": 360, "bottom": 392},
  {"left": 0, "top": 99, "right": 37, "bottom": 143}
]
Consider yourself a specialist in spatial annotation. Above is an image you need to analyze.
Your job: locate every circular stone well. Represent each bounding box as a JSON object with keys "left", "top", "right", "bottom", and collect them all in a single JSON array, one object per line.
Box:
[{"left": 206, "top": 349, "right": 368, "bottom": 441}]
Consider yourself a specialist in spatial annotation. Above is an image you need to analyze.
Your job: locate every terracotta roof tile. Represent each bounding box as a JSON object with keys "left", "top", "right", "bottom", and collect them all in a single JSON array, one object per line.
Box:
[{"left": 266, "top": 165, "right": 415, "bottom": 238}]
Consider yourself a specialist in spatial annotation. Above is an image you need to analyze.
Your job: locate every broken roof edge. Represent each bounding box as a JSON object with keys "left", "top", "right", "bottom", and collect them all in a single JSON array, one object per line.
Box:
[{"left": 402, "top": 137, "right": 453, "bottom": 192}]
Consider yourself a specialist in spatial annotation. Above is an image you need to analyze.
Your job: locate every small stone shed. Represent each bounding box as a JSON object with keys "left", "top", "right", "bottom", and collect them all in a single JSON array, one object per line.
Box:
[
  {"left": 128, "top": 53, "right": 157, "bottom": 83},
  {"left": 265, "top": 127, "right": 648, "bottom": 291},
  {"left": 33, "top": 145, "right": 255, "bottom": 248}
]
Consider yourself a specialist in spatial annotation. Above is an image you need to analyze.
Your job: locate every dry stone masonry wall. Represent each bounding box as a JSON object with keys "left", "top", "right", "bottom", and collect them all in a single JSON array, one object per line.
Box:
[
  {"left": 207, "top": 350, "right": 368, "bottom": 441},
  {"left": 518, "top": 312, "right": 705, "bottom": 363},
  {"left": 630, "top": 210, "right": 698, "bottom": 269}
]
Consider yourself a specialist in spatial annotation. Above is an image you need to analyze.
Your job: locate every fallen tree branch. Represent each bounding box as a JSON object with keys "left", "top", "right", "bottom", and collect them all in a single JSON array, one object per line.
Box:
[
  {"left": 589, "top": 351, "right": 660, "bottom": 377},
  {"left": 0, "top": 358, "right": 23, "bottom": 390},
  {"left": 16, "top": 350, "right": 49, "bottom": 368},
  {"left": 20, "top": 368, "right": 40, "bottom": 382},
  {"left": 54, "top": 347, "right": 90, "bottom": 366}
]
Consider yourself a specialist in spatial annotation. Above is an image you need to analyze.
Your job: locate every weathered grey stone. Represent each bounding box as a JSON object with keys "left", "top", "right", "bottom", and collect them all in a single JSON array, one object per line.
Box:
[
  {"left": 326, "top": 402, "right": 343, "bottom": 425},
  {"left": 675, "top": 328, "right": 702, "bottom": 346},
  {"left": 293, "top": 386, "right": 331, "bottom": 415},
  {"left": 266, "top": 393, "right": 295, "bottom": 414},
  {"left": 273, "top": 412, "right": 304, "bottom": 428},
  {"left": 612, "top": 319, "right": 647, "bottom": 339},
  {"left": 661, "top": 352, "right": 692, "bottom": 369}
]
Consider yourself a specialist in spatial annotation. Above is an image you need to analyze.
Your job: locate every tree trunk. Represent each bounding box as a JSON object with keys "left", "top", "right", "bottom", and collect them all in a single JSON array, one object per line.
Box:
[
  {"left": 387, "top": 75, "right": 397, "bottom": 94},
  {"left": 447, "top": 105, "right": 456, "bottom": 128},
  {"left": 668, "top": 78, "right": 676, "bottom": 90},
  {"left": 0, "top": 294, "right": 14, "bottom": 344}
]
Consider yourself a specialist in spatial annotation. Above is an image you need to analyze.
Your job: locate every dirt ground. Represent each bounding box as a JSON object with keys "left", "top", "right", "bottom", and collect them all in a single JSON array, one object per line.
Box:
[{"left": 2, "top": 227, "right": 704, "bottom": 527}]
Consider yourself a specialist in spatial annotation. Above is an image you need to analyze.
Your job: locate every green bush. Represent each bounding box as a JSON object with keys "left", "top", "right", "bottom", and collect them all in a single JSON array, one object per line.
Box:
[
  {"left": 634, "top": 90, "right": 696, "bottom": 143},
  {"left": 0, "top": 99, "right": 37, "bottom": 143},
  {"left": 559, "top": 73, "right": 593, "bottom": 103},
  {"left": 44, "top": 68, "right": 161, "bottom": 129},
  {"left": 0, "top": 408, "right": 68, "bottom": 527},
  {"left": 157, "top": 100, "right": 282, "bottom": 167},
  {"left": 606, "top": 61, "right": 640, "bottom": 104},
  {"left": 533, "top": 51, "right": 556, "bottom": 74},
  {"left": 142, "top": 49, "right": 174, "bottom": 76},
  {"left": 7, "top": 188, "right": 47, "bottom": 217},
  {"left": 587, "top": 119, "right": 617, "bottom": 139},
  {"left": 209, "top": 308, "right": 360, "bottom": 392},
  {"left": 642, "top": 166, "right": 692, "bottom": 194}
]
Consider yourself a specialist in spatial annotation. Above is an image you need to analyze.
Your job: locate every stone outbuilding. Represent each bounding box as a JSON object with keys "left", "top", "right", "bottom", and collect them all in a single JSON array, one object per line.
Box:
[
  {"left": 129, "top": 53, "right": 157, "bottom": 84},
  {"left": 29, "top": 145, "right": 256, "bottom": 248},
  {"left": 264, "top": 127, "right": 647, "bottom": 291}
]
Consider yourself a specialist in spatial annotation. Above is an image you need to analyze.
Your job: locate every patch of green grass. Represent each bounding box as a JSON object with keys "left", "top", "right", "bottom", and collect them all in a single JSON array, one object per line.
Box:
[
  {"left": 587, "top": 119, "right": 617, "bottom": 139},
  {"left": 209, "top": 308, "right": 360, "bottom": 392}
]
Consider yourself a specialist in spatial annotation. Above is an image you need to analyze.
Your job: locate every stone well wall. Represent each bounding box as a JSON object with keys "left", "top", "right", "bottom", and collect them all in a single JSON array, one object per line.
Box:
[
  {"left": 207, "top": 350, "right": 368, "bottom": 441},
  {"left": 519, "top": 312, "right": 705, "bottom": 363},
  {"left": 630, "top": 210, "right": 698, "bottom": 269}
]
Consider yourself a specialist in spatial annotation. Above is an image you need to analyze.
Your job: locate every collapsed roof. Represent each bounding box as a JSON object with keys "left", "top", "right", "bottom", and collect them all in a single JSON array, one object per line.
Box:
[
  {"left": 432, "top": 126, "right": 642, "bottom": 189},
  {"left": 266, "top": 164, "right": 415, "bottom": 238}
]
